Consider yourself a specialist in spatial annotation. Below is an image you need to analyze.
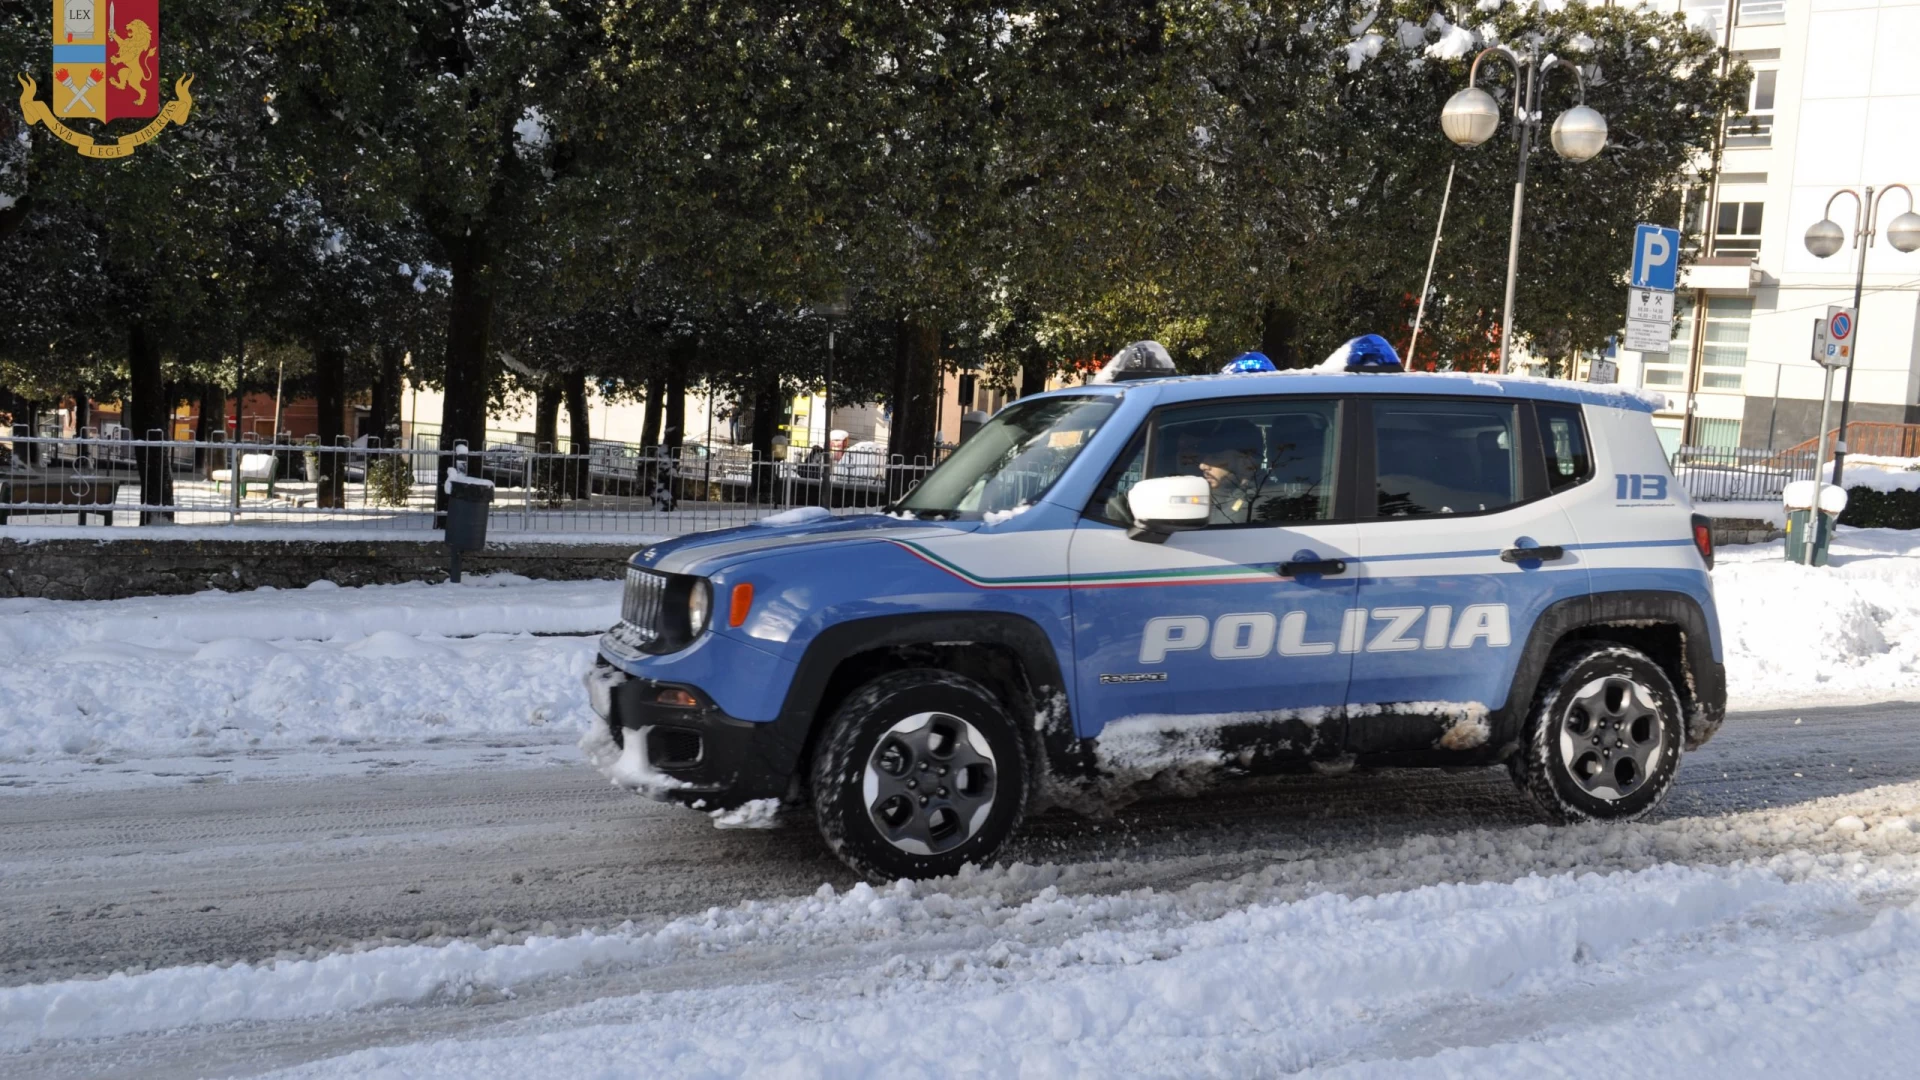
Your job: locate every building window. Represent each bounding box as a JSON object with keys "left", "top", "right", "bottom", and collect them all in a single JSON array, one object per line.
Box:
[
  {"left": 1737, "top": 0, "right": 1785, "bottom": 27},
  {"left": 1692, "top": 418, "right": 1742, "bottom": 449},
  {"left": 1714, "top": 201, "right": 1763, "bottom": 257},
  {"left": 1725, "top": 70, "right": 1776, "bottom": 148},
  {"left": 1699, "top": 296, "right": 1753, "bottom": 391}
]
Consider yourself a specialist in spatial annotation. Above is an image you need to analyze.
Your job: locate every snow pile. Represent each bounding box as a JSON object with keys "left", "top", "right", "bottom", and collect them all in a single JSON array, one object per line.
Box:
[
  {"left": 261, "top": 867, "right": 1886, "bottom": 1078},
  {"left": 0, "top": 576, "right": 618, "bottom": 759},
  {"left": 708, "top": 797, "right": 784, "bottom": 829},
  {"left": 752, "top": 505, "right": 832, "bottom": 527},
  {"left": 982, "top": 502, "right": 1032, "bottom": 526},
  {"left": 1715, "top": 528, "right": 1920, "bottom": 708},
  {"left": 1825, "top": 455, "right": 1920, "bottom": 494}
]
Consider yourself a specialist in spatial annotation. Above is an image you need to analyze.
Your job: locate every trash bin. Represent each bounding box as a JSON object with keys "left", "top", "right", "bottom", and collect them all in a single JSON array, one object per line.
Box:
[
  {"left": 444, "top": 471, "right": 495, "bottom": 581},
  {"left": 1782, "top": 480, "right": 1847, "bottom": 567}
]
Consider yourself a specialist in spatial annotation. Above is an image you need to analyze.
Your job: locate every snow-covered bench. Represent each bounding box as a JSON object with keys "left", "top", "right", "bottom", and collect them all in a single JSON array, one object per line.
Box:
[{"left": 211, "top": 453, "right": 278, "bottom": 497}]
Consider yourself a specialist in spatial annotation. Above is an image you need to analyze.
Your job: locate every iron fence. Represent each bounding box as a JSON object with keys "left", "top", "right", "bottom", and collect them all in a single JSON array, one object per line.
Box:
[
  {"left": 1671, "top": 444, "right": 1814, "bottom": 503},
  {"left": 0, "top": 429, "right": 950, "bottom": 536}
]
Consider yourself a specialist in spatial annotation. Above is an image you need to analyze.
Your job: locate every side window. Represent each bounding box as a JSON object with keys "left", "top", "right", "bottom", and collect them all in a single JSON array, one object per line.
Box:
[
  {"left": 1089, "top": 432, "right": 1147, "bottom": 526},
  {"left": 1372, "top": 399, "right": 1519, "bottom": 517},
  {"left": 1094, "top": 400, "right": 1340, "bottom": 526},
  {"left": 1536, "top": 402, "right": 1592, "bottom": 493}
]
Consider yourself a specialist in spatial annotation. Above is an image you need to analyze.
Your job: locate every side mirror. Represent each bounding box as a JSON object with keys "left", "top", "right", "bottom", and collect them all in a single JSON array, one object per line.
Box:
[{"left": 1126, "top": 475, "right": 1210, "bottom": 543}]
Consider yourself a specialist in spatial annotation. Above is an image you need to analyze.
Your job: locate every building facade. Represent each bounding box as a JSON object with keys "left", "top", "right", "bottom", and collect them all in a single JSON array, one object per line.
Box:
[{"left": 1609, "top": 0, "right": 1920, "bottom": 455}]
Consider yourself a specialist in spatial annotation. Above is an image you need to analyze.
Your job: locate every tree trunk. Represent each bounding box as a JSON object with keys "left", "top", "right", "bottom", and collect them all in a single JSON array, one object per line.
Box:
[
  {"left": 128, "top": 322, "right": 172, "bottom": 522},
  {"left": 888, "top": 319, "right": 941, "bottom": 486},
  {"left": 437, "top": 231, "right": 496, "bottom": 518},
  {"left": 749, "top": 374, "right": 780, "bottom": 503},
  {"left": 534, "top": 380, "right": 560, "bottom": 451},
  {"left": 1019, "top": 353, "right": 1049, "bottom": 399},
  {"left": 1260, "top": 302, "right": 1302, "bottom": 369},
  {"left": 313, "top": 342, "right": 348, "bottom": 509},
  {"left": 663, "top": 341, "right": 690, "bottom": 451},
  {"left": 640, "top": 375, "right": 664, "bottom": 448},
  {"left": 194, "top": 383, "right": 221, "bottom": 470},
  {"left": 72, "top": 391, "right": 90, "bottom": 437},
  {"left": 532, "top": 378, "right": 561, "bottom": 502},
  {"left": 370, "top": 343, "right": 404, "bottom": 445},
  {"left": 563, "top": 369, "right": 591, "bottom": 499},
  {"left": 21, "top": 398, "right": 42, "bottom": 465}
]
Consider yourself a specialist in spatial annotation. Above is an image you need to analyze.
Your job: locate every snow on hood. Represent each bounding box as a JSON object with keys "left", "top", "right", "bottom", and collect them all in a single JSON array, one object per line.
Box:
[{"left": 636, "top": 513, "right": 974, "bottom": 577}]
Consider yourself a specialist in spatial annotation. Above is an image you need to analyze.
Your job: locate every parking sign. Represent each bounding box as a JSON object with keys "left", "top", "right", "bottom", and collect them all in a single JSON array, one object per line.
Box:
[{"left": 1631, "top": 224, "right": 1680, "bottom": 291}]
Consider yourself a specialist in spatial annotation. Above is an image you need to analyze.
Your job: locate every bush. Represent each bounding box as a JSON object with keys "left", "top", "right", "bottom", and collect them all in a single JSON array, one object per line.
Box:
[
  {"left": 366, "top": 454, "right": 416, "bottom": 508},
  {"left": 1838, "top": 486, "right": 1920, "bottom": 529}
]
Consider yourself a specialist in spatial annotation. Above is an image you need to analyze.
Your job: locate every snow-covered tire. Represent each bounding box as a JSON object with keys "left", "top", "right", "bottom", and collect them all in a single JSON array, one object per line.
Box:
[
  {"left": 1512, "top": 643, "right": 1682, "bottom": 824},
  {"left": 811, "top": 669, "right": 1029, "bottom": 881}
]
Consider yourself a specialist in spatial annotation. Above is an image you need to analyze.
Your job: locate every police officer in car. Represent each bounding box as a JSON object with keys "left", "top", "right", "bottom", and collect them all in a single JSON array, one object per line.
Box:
[{"left": 1173, "top": 419, "right": 1264, "bottom": 525}]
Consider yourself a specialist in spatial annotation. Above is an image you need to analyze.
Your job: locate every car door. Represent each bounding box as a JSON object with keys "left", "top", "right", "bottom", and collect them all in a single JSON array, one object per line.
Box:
[
  {"left": 1068, "top": 395, "right": 1360, "bottom": 758},
  {"left": 1346, "top": 395, "right": 1593, "bottom": 752}
]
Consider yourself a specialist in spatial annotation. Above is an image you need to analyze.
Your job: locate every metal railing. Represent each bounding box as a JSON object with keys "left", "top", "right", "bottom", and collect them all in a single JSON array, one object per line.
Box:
[
  {"left": 0, "top": 429, "right": 952, "bottom": 536},
  {"left": 1671, "top": 444, "right": 1815, "bottom": 503}
]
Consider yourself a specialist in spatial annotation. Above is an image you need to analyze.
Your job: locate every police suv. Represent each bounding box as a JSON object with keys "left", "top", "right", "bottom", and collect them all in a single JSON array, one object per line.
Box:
[{"left": 584, "top": 339, "right": 1725, "bottom": 880}]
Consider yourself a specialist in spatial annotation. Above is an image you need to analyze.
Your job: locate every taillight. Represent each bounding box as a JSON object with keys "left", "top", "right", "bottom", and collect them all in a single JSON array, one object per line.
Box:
[{"left": 1690, "top": 514, "right": 1714, "bottom": 570}]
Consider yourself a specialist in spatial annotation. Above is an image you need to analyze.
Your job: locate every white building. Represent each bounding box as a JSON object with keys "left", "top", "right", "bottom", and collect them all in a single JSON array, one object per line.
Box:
[{"left": 1611, "top": 0, "right": 1920, "bottom": 455}]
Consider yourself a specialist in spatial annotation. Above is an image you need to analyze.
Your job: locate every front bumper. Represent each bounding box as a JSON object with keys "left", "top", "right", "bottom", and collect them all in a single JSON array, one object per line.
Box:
[{"left": 582, "top": 658, "right": 800, "bottom": 810}]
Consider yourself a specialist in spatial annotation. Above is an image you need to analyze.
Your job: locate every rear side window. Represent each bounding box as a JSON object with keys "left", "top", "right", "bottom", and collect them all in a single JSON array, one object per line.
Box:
[
  {"left": 1371, "top": 399, "right": 1519, "bottom": 517},
  {"left": 1536, "top": 402, "right": 1593, "bottom": 492}
]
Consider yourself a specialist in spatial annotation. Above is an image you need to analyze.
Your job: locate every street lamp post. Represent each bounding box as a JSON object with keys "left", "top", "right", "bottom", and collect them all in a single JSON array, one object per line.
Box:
[
  {"left": 1803, "top": 185, "right": 1920, "bottom": 490},
  {"left": 814, "top": 290, "right": 853, "bottom": 509},
  {"left": 1441, "top": 43, "right": 1608, "bottom": 374}
]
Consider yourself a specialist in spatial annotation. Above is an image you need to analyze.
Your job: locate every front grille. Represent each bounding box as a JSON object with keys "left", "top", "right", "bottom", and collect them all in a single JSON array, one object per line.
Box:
[
  {"left": 621, "top": 566, "right": 666, "bottom": 644},
  {"left": 647, "top": 728, "right": 704, "bottom": 768}
]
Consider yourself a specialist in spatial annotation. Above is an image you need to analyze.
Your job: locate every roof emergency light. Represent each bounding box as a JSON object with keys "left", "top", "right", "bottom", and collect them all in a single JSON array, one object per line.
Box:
[
  {"left": 1320, "top": 334, "right": 1405, "bottom": 373},
  {"left": 1091, "top": 340, "right": 1178, "bottom": 384},
  {"left": 1221, "top": 351, "right": 1277, "bottom": 374}
]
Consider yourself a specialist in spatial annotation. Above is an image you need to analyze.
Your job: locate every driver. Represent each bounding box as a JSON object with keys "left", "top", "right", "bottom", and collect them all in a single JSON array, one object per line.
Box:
[{"left": 1172, "top": 419, "right": 1263, "bottom": 524}]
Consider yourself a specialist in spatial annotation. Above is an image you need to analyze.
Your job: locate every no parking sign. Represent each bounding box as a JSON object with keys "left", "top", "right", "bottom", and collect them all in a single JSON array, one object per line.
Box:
[{"left": 1819, "top": 305, "right": 1856, "bottom": 368}]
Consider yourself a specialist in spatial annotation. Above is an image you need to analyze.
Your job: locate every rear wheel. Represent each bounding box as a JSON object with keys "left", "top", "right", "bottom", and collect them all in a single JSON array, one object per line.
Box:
[
  {"left": 1513, "top": 643, "right": 1682, "bottom": 824},
  {"left": 811, "top": 669, "right": 1029, "bottom": 881}
]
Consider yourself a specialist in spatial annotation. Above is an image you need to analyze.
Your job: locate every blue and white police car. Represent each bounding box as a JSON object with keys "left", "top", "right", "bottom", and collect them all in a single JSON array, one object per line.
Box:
[{"left": 583, "top": 338, "right": 1725, "bottom": 880}]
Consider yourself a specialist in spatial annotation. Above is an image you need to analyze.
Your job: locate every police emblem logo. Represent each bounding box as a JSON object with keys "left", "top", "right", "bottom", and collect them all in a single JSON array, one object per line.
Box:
[{"left": 16, "top": 0, "right": 192, "bottom": 158}]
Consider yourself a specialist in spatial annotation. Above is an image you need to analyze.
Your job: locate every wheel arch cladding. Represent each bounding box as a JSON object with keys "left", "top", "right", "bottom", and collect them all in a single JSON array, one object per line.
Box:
[
  {"left": 1503, "top": 590, "right": 1727, "bottom": 753},
  {"left": 777, "top": 612, "right": 1073, "bottom": 786}
]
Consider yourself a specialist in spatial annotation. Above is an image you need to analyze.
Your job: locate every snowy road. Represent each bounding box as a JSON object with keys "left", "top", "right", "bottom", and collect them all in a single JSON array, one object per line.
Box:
[{"left": 5, "top": 699, "right": 1920, "bottom": 1078}]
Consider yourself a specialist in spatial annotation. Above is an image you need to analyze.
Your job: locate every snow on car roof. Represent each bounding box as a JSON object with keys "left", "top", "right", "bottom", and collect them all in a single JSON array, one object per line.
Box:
[{"left": 1037, "top": 368, "right": 1660, "bottom": 414}]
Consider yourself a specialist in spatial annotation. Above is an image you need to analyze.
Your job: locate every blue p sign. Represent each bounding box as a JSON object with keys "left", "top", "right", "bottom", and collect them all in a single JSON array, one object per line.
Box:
[{"left": 1632, "top": 224, "right": 1680, "bottom": 291}]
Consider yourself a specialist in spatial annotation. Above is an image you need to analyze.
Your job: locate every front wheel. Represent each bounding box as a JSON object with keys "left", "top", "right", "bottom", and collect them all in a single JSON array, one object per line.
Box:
[
  {"left": 811, "top": 669, "right": 1029, "bottom": 881},
  {"left": 1512, "top": 643, "right": 1682, "bottom": 824}
]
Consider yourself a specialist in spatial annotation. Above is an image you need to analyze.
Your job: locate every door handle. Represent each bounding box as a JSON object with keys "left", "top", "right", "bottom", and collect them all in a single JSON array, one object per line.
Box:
[
  {"left": 1501, "top": 545, "right": 1566, "bottom": 563},
  {"left": 1279, "top": 559, "right": 1347, "bottom": 577}
]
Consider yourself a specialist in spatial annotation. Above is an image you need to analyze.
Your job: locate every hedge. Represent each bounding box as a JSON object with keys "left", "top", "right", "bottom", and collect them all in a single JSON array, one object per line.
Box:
[{"left": 1838, "top": 486, "right": 1920, "bottom": 529}]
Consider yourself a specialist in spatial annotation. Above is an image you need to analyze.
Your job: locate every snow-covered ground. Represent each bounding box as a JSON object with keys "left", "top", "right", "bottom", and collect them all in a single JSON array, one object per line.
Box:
[
  {"left": 6, "top": 531, "right": 1920, "bottom": 1075},
  {"left": 5, "top": 529, "right": 1920, "bottom": 772},
  {"left": 0, "top": 575, "right": 611, "bottom": 765},
  {"left": 8, "top": 766, "right": 1920, "bottom": 1077}
]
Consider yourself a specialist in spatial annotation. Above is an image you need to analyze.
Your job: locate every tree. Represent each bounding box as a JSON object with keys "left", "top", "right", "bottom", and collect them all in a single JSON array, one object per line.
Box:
[{"left": 263, "top": 0, "right": 610, "bottom": 508}]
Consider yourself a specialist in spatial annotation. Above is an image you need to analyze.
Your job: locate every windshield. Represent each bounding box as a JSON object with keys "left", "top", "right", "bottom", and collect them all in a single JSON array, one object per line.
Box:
[{"left": 897, "top": 395, "right": 1118, "bottom": 518}]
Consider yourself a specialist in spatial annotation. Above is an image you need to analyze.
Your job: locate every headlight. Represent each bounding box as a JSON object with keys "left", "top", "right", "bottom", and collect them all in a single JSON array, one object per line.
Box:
[{"left": 687, "top": 578, "right": 712, "bottom": 634}]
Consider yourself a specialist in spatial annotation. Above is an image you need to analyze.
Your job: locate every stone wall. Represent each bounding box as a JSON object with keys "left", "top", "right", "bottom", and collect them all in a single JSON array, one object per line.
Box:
[
  {"left": 1710, "top": 517, "right": 1783, "bottom": 546},
  {"left": 0, "top": 537, "right": 638, "bottom": 601}
]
